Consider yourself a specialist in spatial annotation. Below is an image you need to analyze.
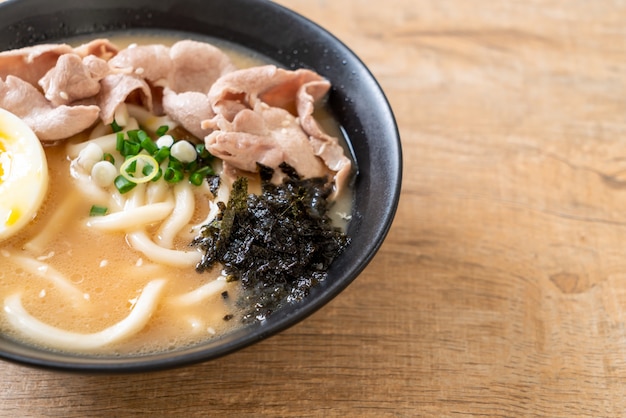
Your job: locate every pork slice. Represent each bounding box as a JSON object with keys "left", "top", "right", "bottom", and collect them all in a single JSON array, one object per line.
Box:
[
  {"left": 73, "top": 38, "right": 119, "bottom": 61},
  {"left": 207, "top": 131, "right": 276, "bottom": 174},
  {"left": 205, "top": 104, "right": 329, "bottom": 182},
  {"left": 202, "top": 100, "right": 248, "bottom": 127},
  {"left": 168, "top": 40, "right": 236, "bottom": 94},
  {"left": 108, "top": 44, "right": 171, "bottom": 84},
  {"left": 296, "top": 79, "right": 352, "bottom": 196},
  {"left": 207, "top": 65, "right": 277, "bottom": 119},
  {"left": 83, "top": 55, "right": 110, "bottom": 80},
  {"left": 0, "top": 43, "right": 73, "bottom": 86},
  {"left": 255, "top": 105, "right": 329, "bottom": 179},
  {"left": 258, "top": 68, "right": 324, "bottom": 110},
  {"left": 38, "top": 53, "right": 104, "bottom": 106},
  {"left": 208, "top": 65, "right": 325, "bottom": 117},
  {"left": 97, "top": 73, "right": 152, "bottom": 124},
  {"left": 0, "top": 75, "right": 100, "bottom": 141},
  {"left": 206, "top": 65, "right": 349, "bottom": 195},
  {"left": 162, "top": 88, "right": 214, "bottom": 139}
]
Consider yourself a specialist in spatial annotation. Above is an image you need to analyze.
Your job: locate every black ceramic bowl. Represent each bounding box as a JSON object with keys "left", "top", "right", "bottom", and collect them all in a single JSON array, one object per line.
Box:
[{"left": 0, "top": 0, "right": 402, "bottom": 372}]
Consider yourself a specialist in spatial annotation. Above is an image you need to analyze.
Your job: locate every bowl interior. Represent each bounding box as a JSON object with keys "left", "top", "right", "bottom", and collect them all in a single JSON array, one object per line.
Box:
[{"left": 0, "top": 0, "right": 402, "bottom": 372}]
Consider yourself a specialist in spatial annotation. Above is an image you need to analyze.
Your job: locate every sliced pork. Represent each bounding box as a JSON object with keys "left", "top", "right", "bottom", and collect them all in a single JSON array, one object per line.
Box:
[
  {"left": 0, "top": 43, "right": 73, "bottom": 87},
  {"left": 296, "top": 79, "right": 352, "bottom": 193},
  {"left": 108, "top": 44, "right": 171, "bottom": 85},
  {"left": 38, "top": 54, "right": 107, "bottom": 106},
  {"left": 160, "top": 41, "right": 235, "bottom": 136},
  {"left": 0, "top": 75, "right": 100, "bottom": 141},
  {"left": 83, "top": 55, "right": 111, "bottom": 80},
  {"left": 73, "top": 39, "right": 119, "bottom": 61},
  {"left": 168, "top": 40, "right": 236, "bottom": 94},
  {"left": 206, "top": 105, "right": 329, "bottom": 183},
  {"left": 96, "top": 73, "right": 152, "bottom": 124},
  {"left": 207, "top": 65, "right": 323, "bottom": 115},
  {"left": 162, "top": 89, "right": 214, "bottom": 139},
  {"left": 204, "top": 65, "right": 351, "bottom": 194}
]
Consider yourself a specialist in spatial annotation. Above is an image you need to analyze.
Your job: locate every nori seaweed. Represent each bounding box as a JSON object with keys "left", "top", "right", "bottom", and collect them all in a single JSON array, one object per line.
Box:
[{"left": 192, "top": 163, "right": 351, "bottom": 322}]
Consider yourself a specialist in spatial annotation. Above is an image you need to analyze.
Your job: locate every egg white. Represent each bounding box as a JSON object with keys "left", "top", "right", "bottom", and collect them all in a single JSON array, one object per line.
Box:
[{"left": 0, "top": 108, "right": 49, "bottom": 242}]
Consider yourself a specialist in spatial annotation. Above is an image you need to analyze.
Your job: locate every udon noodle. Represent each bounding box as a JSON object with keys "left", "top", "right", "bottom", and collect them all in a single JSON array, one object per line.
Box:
[
  {"left": 1, "top": 108, "right": 236, "bottom": 354},
  {"left": 0, "top": 34, "right": 353, "bottom": 355}
]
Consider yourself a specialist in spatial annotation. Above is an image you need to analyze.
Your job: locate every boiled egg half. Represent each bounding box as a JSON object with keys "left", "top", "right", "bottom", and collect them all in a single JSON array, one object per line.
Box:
[{"left": 0, "top": 108, "right": 48, "bottom": 242}]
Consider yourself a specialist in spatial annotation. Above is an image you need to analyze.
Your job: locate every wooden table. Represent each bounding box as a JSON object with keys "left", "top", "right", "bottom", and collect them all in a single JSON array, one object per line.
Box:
[{"left": 4, "top": 0, "right": 626, "bottom": 416}]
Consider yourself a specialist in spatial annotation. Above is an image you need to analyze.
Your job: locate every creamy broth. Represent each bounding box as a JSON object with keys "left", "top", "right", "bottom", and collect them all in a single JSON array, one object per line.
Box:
[
  {"left": 0, "top": 142, "right": 240, "bottom": 355},
  {"left": 85, "top": 32, "right": 269, "bottom": 69},
  {"left": 0, "top": 33, "right": 354, "bottom": 356}
]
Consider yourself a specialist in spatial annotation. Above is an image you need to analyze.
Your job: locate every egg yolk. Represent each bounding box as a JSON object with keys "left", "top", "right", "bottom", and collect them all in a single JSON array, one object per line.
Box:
[
  {"left": 0, "top": 140, "right": 5, "bottom": 178},
  {"left": 0, "top": 109, "right": 49, "bottom": 242}
]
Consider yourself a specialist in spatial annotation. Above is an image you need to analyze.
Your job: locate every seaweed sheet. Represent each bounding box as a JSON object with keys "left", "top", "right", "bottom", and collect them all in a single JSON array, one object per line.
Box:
[{"left": 193, "top": 163, "right": 351, "bottom": 322}]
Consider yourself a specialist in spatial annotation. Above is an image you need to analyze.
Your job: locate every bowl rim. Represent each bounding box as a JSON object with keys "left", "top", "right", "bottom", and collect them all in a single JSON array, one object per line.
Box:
[{"left": 0, "top": 0, "right": 403, "bottom": 372}]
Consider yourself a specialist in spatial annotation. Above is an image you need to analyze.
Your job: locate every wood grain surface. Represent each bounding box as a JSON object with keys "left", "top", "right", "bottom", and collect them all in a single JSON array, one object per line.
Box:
[{"left": 3, "top": 0, "right": 626, "bottom": 416}]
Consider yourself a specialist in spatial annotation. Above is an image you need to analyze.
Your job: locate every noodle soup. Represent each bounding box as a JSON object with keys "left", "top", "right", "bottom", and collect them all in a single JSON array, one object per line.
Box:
[
  {"left": 0, "top": 33, "right": 353, "bottom": 356},
  {"left": 1, "top": 143, "right": 241, "bottom": 355}
]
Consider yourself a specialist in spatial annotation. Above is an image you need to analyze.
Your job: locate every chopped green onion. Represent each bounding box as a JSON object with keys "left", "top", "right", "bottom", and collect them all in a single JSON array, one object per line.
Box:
[
  {"left": 156, "top": 134, "right": 174, "bottom": 149},
  {"left": 116, "top": 132, "right": 125, "bottom": 152},
  {"left": 153, "top": 147, "right": 170, "bottom": 164},
  {"left": 120, "top": 154, "right": 160, "bottom": 184},
  {"left": 151, "top": 167, "right": 163, "bottom": 182},
  {"left": 168, "top": 158, "right": 183, "bottom": 171},
  {"left": 188, "top": 166, "right": 215, "bottom": 186},
  {"left": 125, "top": 159, "right": 137, "bottom": 175},
  {"left": 141, "top": 137, "right": 159, "bottom": 154},
  {"left": 164, "top": 166, "right": 184, "bottom": 183},
  {"left": 142, "top": 164, "right": 155, "bottom": 177},
  {"left": 103, "top": 153, "right": 115, "bottom": 165},
  {"left": 156, "top": 125, "right": 169, "bottom": 136},
  {"left": 127, "top": 130, "right": 140, "bottom": 143},
  {"left": 121, "top": 140, "right": 141, "bottom": 157},
  {"left": 195, "top": 165, "right": 215, "bottom": 177},
  {"left": 110, "top": 120, "right": 122, "bottom": 133},
  {"left": 109, "top": 129, "right": 215, "bottom": 188},
  {"left": 185, "top": 160, "right": 198, "bottom": 173},
  {"left": 188, "top": 172, "right": 202, "bottom": 186},
  {"left": 89, "top": 205, "right": 108, "bottom": 216},
  {"left": 143, "top": 164, "right": 163, "bottom": 182},
  {"left": 170, "top": 140, "right": 197, "bottom": 163},
  {"left": 195, "top": 143, "right": 212, "bottom": 160},
  {"left": 114, "top": 175, "right": 137, "bottom": 194},
  {"left": 137, "top": 130, "right": 150, "bottom": 142},
  {"left": 188, "top": 171, "right": 205, "bottom": 186}
]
